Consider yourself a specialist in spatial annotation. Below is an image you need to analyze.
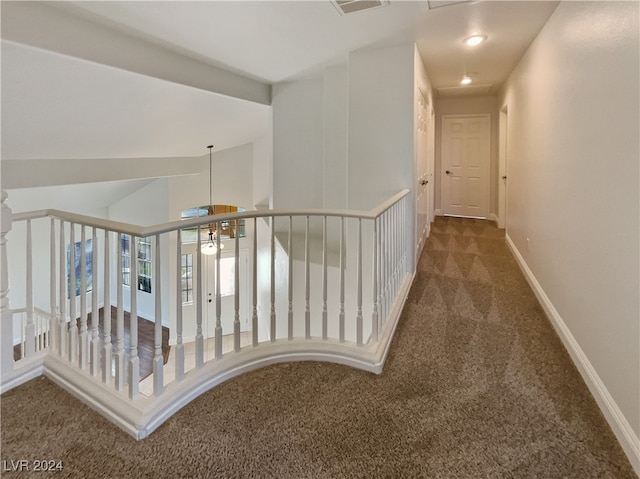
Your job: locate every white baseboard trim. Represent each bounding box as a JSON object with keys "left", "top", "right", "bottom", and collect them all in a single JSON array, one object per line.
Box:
[
  {"left": 434, "top": 209, "right": 442, "bottom": 217},
  {"left": 505, "top": 234, "right": 640, "bottom": 475},
  {"left": 488, "top": 213, "right": 498, "bottom": 223},
  {"left": 0, "top": 354, "right": 46, "bottom": 394}
]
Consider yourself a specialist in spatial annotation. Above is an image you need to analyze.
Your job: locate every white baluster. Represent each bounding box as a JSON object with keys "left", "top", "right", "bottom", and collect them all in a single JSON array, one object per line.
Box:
[
  {"left": 384, "top": 208, "right": 391, "bottom": 320},
  {"left": 0, "top": 191, "right": 13, "bottom": 375},
  {"left": 59, "top": 221, "right": 67, "bottom": 358},
  {"left": 252, "top": 217, "right": 258, "bottom": 347},
  {"left": 234, "top": 228, "right": 240, "bottom": 352},
  {"left": 25, "top": 219, "right": 35, "bottom": 357},
  {"left": 49, "top": 218, "right": 57, "bottom": 355},
  {"left": 403, "top": 197, "right": 407, "bottom": 276},
  {"left": 339, "top": 217, "right": 345, "bottom": 343},
  {"left": 215, "top": 223, "right": 222, "bottom": 358},
  {"left": 287, "top": 216, "right": 293, "bottom": 340},
  {"left": 304, "top": 216, "right": 310, "bottom": 340},
  {"left": 153, "top": 234, "right": 163, "bottom": 396},
  {"left": 396, "top": 201, "right": 400, "bottom": 283},
  {"left": 175, "top": 229, "right": 185, "bottom": 381},
  {"left": 115, "top": 233, "right": 125, "bottom": 391},
  {"left": 392, "top": 203, "right": 397, "bottom": 298},
  {"left": 378, "top": 214, "right": 384, "bottom": 330},
  {"left": 90, "top": 227, "right": 100, "bottom": 376},
  {"left": 102, "top": 230, "right": 112, "bottom": 383},
  {"left": 371, "top": 217, "right": 379, "bottom": 342},
  {"left": 196, "top": 227, "right": 203, "bottom": 368},
  {"left": 356, "top": 218, "right": 363, "bottom": 346},
  {"left": 128, "top": 238, "right": 139, "bottom": 399},
  {"left": 68, "top": 223, "right": 77, "bottom": 363},
  {"left": 79, "top": 226, "right": 88, "bottom": 369},
  {"left": 270, "top": 217, "right": 276, "bottom": 343},
  {"left": 322, "top": 216, "right": 328, "bottom": 340}
]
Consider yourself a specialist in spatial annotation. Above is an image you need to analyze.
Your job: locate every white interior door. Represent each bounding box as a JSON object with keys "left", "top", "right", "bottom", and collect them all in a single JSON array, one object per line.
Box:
[
  {"left": 441, "top": 115, "right": 490, "bottom": 218},
  {"left": 205, "top": 249, "right": 249, "bottom": 338}
]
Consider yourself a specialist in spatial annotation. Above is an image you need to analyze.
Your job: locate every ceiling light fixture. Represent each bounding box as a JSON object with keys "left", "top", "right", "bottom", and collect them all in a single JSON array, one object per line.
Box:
[
  {"left": 464, "top": 34, "right": 487, "bottom": 47},
  {"left": 201, "top": 145, "right": 224, "bottom": 256},
  {"left": 460, "top": 76, "right": 473, "bottom": 85}
]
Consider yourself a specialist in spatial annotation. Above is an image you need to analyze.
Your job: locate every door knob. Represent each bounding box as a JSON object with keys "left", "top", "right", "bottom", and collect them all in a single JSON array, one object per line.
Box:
[
  {"left": 420, "top": 180, "right": 428, "bottom": 185},
  {"left": 445, "top": 170, "right": 452, "bottom": 175},
  {"left": 502, "top": 176, "right": 507, "bottom": 180}
]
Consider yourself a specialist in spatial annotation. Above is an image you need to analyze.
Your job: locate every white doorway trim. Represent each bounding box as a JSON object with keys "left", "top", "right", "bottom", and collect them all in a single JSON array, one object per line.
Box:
[
  {"left": 440, "top": 114, "right": 491, "bottom": 219},
  {"left": 498, "top": 106, "right": 508, "bottom": 229}
]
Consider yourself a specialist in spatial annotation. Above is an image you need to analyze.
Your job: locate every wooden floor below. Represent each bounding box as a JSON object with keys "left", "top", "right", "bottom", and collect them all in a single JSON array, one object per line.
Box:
[{"left": 14, "top": 306, "right": 170, "bottom": 381}]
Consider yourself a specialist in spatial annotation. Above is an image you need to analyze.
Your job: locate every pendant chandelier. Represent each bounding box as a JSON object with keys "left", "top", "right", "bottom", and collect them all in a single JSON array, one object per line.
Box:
[{"left": 201, "top": 145, "right": 224, "bottom": 256}]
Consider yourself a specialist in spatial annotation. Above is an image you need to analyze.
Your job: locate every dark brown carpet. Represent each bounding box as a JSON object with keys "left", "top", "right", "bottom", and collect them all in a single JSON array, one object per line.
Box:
[{"left": 1, "top": 217, "right": 636, "bottom": 478}]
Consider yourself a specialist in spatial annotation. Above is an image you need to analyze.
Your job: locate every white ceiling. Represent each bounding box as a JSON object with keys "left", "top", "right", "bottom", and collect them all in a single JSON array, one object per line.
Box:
[{"left": 1, "top": 0, "right": 559, "bottom": 163}]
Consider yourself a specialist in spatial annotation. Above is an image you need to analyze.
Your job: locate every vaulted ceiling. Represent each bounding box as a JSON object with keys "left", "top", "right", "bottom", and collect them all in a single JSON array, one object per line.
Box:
[{"left": 1, "top": 0, "right": 558, "bottom": 164}]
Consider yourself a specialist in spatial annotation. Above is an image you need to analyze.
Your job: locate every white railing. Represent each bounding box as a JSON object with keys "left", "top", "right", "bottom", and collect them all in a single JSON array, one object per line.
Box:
[
  {"left": 0, "top": 190, "right": 413, "bottom": 438},
  {"left": 11, "top": 307, "right": 52, "bottom": 361}
]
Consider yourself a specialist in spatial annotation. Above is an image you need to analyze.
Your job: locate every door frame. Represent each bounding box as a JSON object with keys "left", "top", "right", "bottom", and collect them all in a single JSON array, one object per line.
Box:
[
  {"left": 498, "top": 106, "right": 508, "bottom": 229},
  {"left": 440, "top": 113, "right": 491, "bottom": 219}
]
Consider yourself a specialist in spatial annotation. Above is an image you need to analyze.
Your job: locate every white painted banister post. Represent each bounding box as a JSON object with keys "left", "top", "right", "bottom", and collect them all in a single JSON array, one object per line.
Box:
[
  {"left": 356, "top": 218, "right": 363, "bottom": 346},
  {"left": 234, "top": 227, "right": 240, "bottom": 352},
  {"left": 383, "top": 208, "right": 390, "bottom": 320},
  {"left": 1, "top": 191, "right": 14, "bottom": 375},
  {"left": 68, "top": 223, "right": 77, "bottom": 363},
  {"left": 287, "top": 216, "right": 293, "bottom": 340},
  {"left": 102, "top": 230, "right": 112, "bottom": 383},
  {"left": 25, "top": 219, "right": 35, "bottom": 358},
  {"left": 79, "top": 226, "right": 88, "bottom": 369},
  {"left": 322, "top": 216, "right": 328, "bottom": 340},
  {"left": 49, "top": 218, "right": 57, "bottom": 356},
  {"left": 195, "top": 227, "right": 203, "bottom": 369},
  {"left": 304, "top": 216, "right": 310, "bottom": 340},
  {"left": 339, "top": 217, "right": 345, "bottom": 343},
  {"left": 252, "top": 217, "right": 258, "bottom": 347},
  {"left": 270, "top": 217, "right": 276, "bottom": 343},
  {"left": 215, "top": 222, "right": 222, "bottom": 358},
  {"left": 59, "top": 221, "right": 67, "bottom": 358},
  {"left": 175, "top": 229, "right": 185, "bottom": 381},
  {"left": 90, "top": 227, "right": 99, "bottom": 376},
  {"left": 115, "top": 233, "right": 125, "bottom": 391},
  {"left": 371, "top": 217, "right": 379, "bottom": 342},
  {"left": 153, "top": 234, "right": 163, "bottom": 396},
  {"left": 128, "top": 237, "right": 139, "bottom": 399}
]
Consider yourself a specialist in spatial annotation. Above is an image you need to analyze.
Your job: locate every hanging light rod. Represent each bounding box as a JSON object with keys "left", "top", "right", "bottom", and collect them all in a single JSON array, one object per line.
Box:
[{"left": 201, "top": 144, "right": 223, "bottom": 255}]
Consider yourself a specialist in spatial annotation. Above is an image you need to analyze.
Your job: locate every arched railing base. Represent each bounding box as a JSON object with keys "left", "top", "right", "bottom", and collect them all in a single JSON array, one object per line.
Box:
[{"left": 34, "top": 273, "right": 412, "bottom": 440}]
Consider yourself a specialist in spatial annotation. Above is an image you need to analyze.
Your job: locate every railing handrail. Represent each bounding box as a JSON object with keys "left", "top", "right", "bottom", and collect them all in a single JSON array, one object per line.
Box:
[{"left": 10, "top": 189, "right": 410, "bottom": 237}]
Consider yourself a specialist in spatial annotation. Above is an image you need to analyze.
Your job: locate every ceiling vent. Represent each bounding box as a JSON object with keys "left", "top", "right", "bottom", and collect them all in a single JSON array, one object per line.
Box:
[{"left": 332, "top": 0, "right": 389, "bottom": 15}]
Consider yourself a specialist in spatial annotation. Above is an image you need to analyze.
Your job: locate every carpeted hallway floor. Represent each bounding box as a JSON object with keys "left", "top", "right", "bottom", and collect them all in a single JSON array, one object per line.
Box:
[{"left": 1, "top": 217, "right": 636, "bottom": 478}]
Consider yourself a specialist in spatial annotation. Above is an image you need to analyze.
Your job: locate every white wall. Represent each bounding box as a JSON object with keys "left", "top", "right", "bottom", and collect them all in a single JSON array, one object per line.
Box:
[
  {"left": 434, "top": 95, "right": 499, "bottom": 216},
  {"left": 253, "top": 128, "right": 273, "bottom": 209},
  {"left": 498, "top": 0, "right": 639, "bottom": 465},
  {"left": 323, "top": 65, "right": 349, "bottom": 210},
  {"left": 348, "top": 45, "right": 416, "bottom": 211},
  {"left": 272, "top": 79, "right": 325, "bottom": 209},
  {"left": 348, "top": 44, "right": 423, "bottom": 274}
]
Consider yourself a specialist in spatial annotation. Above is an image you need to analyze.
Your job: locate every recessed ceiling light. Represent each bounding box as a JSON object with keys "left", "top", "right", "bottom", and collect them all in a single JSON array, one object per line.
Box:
[
  {"left": 460, "top": 76, "right": 473, "bottom": 85},
  {"left": 464, "top": 34, "right": 487, "bottom": 47}
]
